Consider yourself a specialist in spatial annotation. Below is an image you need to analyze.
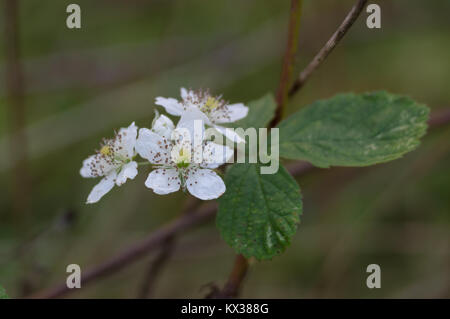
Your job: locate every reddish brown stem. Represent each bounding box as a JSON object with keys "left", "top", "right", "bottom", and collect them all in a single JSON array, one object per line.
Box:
[
  {"left": 137, "top": 198, "right": 199, "bottom": 298},
  {"left": 138, "top": 237, "right": 175, "bottom": 298},
  {"left": 219, "top": 254, "right": 249, "bottom": 298},
  {"left": 30, "top": 203, "right": 217, "bottom": 299},
  {"left": 270, "top": 0, "right": 303, "bottom": 128},
  {"left": 429, "top": 108, "right": 450, "bottom": 129},
  {"left": 3, "top": 0, "right": 31, "bottom": 223}
]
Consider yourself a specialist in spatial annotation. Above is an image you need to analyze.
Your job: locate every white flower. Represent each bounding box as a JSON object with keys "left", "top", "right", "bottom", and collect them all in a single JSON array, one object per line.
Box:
[
  {"left": 136, "top": 113, "right": 233, "bottom": 200},
  {"left": 155, "top": 88, "right": 249, "bottom": 143},
  {"left": 80, "top": 122, "right": 138, "bottom": 204}
]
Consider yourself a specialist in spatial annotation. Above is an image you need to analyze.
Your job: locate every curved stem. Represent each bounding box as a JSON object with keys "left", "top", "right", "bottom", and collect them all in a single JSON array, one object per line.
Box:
[{"left": 220, "top": 254, "right": 249, "bottom": 298}]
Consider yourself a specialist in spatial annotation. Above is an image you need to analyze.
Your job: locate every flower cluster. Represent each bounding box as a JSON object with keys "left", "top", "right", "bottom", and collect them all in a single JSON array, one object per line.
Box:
[{"left": 80, "top": 88, "right": 248, "bottom": 203}]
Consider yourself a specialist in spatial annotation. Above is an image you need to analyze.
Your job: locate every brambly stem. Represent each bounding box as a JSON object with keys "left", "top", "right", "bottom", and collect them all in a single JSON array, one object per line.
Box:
[
  {"left": 221, "top": 254, "right": 249, "bottom": 298},
  {"left": 270, "top": 0, "right": 304, "bottom": 128}
]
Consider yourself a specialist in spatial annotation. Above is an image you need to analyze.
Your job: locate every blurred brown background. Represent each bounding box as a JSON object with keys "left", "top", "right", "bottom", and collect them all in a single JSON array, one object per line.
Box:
[{"left": 0, "top": 0, "right": 449, "bottom": 298}]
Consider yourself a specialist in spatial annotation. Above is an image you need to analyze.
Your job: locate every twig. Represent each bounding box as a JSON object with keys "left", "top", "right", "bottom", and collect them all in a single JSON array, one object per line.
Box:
[
  {"left": 215, "top": 254, "right": 249, "bottom": 298},
  {"left": 270, "top": 0, "right": 304, "bottom": 128},
  {"left": 30, "top": 202, "right": 217, "bottom": 299},
  {"left": 3, "top": 0, "right": 31, "bottom": 223},
  {"left": 428, "top": 108, "right": 450, "bottom": 129},
  {"left": 137, "top": 198, "right": 199, "bottom": 298},
  {"left": 288, "top": 0, "right": 368, "bottom": 96},
  {"left": 137, "top": 237, "right": 175, "bottom": 299}
]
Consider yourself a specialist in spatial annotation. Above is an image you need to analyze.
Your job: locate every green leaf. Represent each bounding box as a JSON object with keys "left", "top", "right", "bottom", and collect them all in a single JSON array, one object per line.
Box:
[
  {"left": 229, "top": 93, "right": 276, "bottom": 129},
  {"left": 217, "top": 163, "right": 302, "bottom": 260},
  {"left": 0, "top": 285, "right": 9, "bottom": 299},
  {"left": 278, "top": 91, "right": 429, "bottom": 168}
]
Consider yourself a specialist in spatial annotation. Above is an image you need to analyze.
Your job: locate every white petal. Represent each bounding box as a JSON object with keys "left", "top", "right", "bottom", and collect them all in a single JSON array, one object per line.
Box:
[
  {"left": 177, "top": 107, "right": 211, "bottom": 127},
  {"left": 86, "top": 171, "right": 117, "bottom": 204},
  {"left": 145, "top": 168, "right": 180, "bottom": 195},
  {"left": 174, "top": 109, "right": 209, "bottom": 150},
  {"left": 211, "top": 103, "right": 249, "bottom": 124},
  {"left": 214, "top": 125, "right": 245, "bottom": 144},
  {"left": 201, "top": 141, "right": 234, "bottom": 169},
  {"left": 80, "top": 155, "right": 97, "bottom": 178},
  {"left": 115, "top": 161, "right": 138, "bottom": 186},
  {"left": 155, "top": 97, "right": 184, "bottom": 116},
  {"left": 116, "top": 122, "right": 138, "bottom": 159},
  {"left": 180, "top": 87, "right": 189, "bottom": 100},
  {"left": 80, "top": 154, "right": 114, "bottom": 178},
  {"left": 180, "top": 87, "right": 198, "bottom": 102},
  {"left": 136, "top": 128, "right": 172, "bottom": 165},
  {"left": 152, "top": 114, "right": 174, "bottom": 139},
  {"left": 186, "top": 168, "right": 226, "bottom": 200}
]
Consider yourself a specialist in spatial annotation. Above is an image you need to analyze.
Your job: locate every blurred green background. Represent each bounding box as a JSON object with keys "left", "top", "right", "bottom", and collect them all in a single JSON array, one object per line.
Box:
[{"left": 0, "top": 0, "right": 449, "bottom": 298}]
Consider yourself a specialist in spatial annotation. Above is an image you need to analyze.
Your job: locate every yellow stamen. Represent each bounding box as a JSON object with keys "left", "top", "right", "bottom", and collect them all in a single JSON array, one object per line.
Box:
[
  {"left": 100, "top": 145, "right": 112, "bottom": 156},
  {"left": 202, "top": 97, "right": 220, "bottom": 111}
]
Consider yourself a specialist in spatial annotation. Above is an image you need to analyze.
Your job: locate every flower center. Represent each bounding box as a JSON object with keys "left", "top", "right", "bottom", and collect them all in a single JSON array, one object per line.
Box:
[
  {"left": 173, "top": 146, "right": 191, "bottom": 168},
  {"left": 201, "top": 96, "right": 220, "bottom": 112},
  {"left": 100, "top": 145, "right": 113, "bottom": 156}
]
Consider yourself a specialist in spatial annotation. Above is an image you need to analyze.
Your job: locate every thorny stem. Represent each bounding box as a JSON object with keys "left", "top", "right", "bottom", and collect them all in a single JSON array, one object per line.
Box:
[
  {"left": 289, "top": 0, "right": 368, "bottom": 96},
  {"left": 270, "top": 0, "right": 304, "bottom": 128}
]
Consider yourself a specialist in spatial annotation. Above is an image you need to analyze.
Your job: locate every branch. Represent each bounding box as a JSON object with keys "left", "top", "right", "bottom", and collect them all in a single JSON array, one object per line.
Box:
[
  {"left": 137, "top": 237, "right": 175, "bottom": 298},
  {"left": 3, "top": 0, "right": 31, "bottom": 223},
  {"left": 30, "top": 202, "right": 217, "bottom": 299},
  {"left": 429, "top": 108, "right": 450, "bottom": 129},
  {"left": 289, "top": 0, "right": 368, "bottom": 96},
  {"left": 270, "top": 0, "right": 303, "bottom": 128},
  {"left": 209, "top": 254, "right": 249, "bottom": 298},
  {"left": 137, "top": 198, "right": 199, "bottom": 298}
]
